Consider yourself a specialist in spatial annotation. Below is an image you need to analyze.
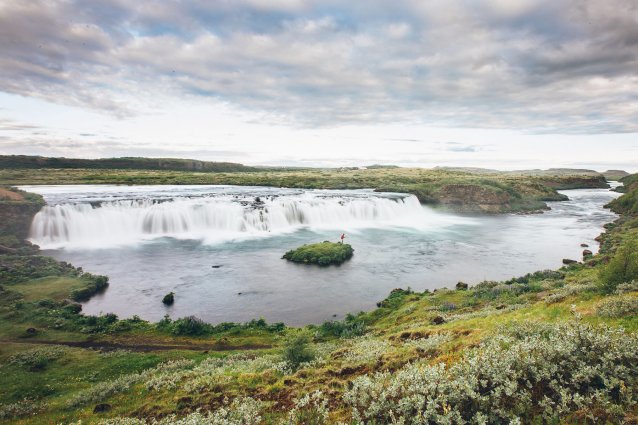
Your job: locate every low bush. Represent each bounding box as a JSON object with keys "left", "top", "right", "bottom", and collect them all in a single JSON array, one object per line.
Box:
[
  {"left": 596, "top": 296, "right": 638, "bottom": 318},
  {"left": 345, "top": 321, "right": 638, "bottom": 424},
  {"left": 282, "top": 334, "right": 315, "bottom": 370},
  {"left": 599, "top": 239, "right": 638, "bottom": 293},
  {"left": 9, "top": 346, "right": 67, "bottom": 371},
  {"left": 316, "top": 313, "right": 367, "bottom": 338},
  {"left": 283, "top": 241, "right": 354, "bottom": 266}
]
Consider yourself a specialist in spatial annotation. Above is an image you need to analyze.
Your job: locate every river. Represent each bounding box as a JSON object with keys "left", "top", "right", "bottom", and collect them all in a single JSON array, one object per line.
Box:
[{"left": 20, "top": 184, "right": 620, "bottom": 325}]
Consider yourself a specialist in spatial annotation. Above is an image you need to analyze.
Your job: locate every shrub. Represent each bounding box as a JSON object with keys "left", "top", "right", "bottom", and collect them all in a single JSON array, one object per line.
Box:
[
  {"left": 616, "top": 280, "right": 638, "bottom": 294},
  {"left": 316, "top": 313, "right": 366, "bottom": 338},
  {"left": 345, "top": 322, "right": 638, "bottom": 424},
  {"left": 286, "top": 391, "right": 329, "bottom": 425},
  {"left": 283, "top": 334, "right": 315, "bottom": 370},
  {"left": 0, "top": 399, "right": 46, "bottom": 420},
  {"left": 171, "top": 316, "right": 208, "bottom": 336},
  {"left": 596, "top": 296, "right": 638, "bottom": 318},
  {"left": 282, "top": 242, "right": 354, "bottom": 266},
  {"left": 599, "top": 239, "right": 638, "bottom": 293},
  {"left": 9, "top": 346, "right": 67, "bottom": 371}
]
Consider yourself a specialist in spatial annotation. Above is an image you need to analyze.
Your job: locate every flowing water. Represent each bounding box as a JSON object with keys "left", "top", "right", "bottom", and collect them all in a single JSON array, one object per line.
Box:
[{"left": 21, "top": 184, "right": 621, "bottom": 325}]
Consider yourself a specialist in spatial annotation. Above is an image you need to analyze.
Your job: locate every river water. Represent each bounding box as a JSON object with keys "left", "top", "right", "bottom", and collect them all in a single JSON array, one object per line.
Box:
[{"left": 20, "top": 184, "right": 621, "bottom": 325}]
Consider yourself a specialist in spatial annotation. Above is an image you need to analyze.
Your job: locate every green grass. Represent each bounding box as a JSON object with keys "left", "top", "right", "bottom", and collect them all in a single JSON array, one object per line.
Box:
[{"left": 283, "top": 242, "right": 354, "bottom": 266}]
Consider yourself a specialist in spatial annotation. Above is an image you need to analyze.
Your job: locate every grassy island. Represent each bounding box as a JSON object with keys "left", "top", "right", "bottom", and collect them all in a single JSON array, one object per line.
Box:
[{"left": 283, "top": 241, "right": 354, "bottom": 266}]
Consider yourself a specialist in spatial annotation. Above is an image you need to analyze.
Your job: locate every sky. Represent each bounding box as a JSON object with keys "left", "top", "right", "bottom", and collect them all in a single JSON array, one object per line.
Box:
[{"left": 0, "top": 0, "right": 637, "bottom": 171}]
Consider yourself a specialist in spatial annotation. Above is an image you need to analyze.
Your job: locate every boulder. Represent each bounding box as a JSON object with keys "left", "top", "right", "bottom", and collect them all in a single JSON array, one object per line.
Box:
[
  {"left": 93, "top": 404, "right": 112, "bottom": 413},
  {"left": 583, "top": 249, "right": 593, "bottom": 257},
  {"left": 456, "top": 281, "right": 469, "bottom": 290},
  {"left": 430, "top": 315, "right": 446, "bottom": 325},
  {"left": 25, "top": 327, "right": 38, "bottom": 335},
  {"left": 562, "top": 259, "right": 578, "bottom": 265},
  {"left": 580, "top": 243, "right": 589, "bottom": 248}
]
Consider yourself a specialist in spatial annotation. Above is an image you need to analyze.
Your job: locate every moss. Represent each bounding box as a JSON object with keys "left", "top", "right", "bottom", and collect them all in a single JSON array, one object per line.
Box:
[{"left": 282, "top": 241, "right": 354, "bottom": 266}]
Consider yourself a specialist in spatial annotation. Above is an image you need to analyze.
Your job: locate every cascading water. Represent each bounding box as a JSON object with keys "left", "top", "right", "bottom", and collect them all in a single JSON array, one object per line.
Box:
[{"left": 27, "top": 186, "right": 449, "bottom": 249}]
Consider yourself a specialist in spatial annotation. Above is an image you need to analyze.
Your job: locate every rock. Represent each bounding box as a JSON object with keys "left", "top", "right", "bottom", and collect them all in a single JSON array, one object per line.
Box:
[
  {"left": 93, "top": 404, "right": 112, "bottom": 413},
  {"left": 430, "top": 316, "right": 446, "bottom": 325},
  {"left": 495, "top": 304, "right": 506, "bottom": 310},
  {"left": 162, "top": 292, "right": 175, "bottom": 305},
  {"left": 25, "top": 327, "right": 38, "bottom": 335},
  {"left": 583, "top": 249, "right": 593, "bottom": 257},
  {"left": 455, "top": 281, "right": 469, "bottom": 290},
  {"left": 562, "top": 259, "right": 578, "bottom": 265},
  {"left": 211, "top": 265, "right": 222, "bottom": 268},
  {"left": 580, "top": 243, "right": 589, "bottom": 248}
]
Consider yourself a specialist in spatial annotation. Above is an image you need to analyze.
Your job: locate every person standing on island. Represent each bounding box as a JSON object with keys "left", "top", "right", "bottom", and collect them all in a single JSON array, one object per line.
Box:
[{"left": 340, "top": 233, "right": 346, "bottom": 244}]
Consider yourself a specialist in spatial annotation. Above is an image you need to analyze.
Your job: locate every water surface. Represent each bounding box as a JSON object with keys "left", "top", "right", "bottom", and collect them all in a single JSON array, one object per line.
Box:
[{"left": 21, "top": 184, "right": 620, "bottom": 325}]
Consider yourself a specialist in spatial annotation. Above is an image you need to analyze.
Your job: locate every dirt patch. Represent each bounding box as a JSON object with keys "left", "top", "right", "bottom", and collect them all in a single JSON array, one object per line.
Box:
[
  {"left": 1, "top": 339, "right": 271, "bottom": 352},
  {"left": 0, "top": 188, "right": 24, "bottom": 201}
]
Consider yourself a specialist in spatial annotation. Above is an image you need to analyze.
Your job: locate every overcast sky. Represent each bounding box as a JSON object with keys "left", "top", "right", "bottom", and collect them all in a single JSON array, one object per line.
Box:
[{"left": 0, "top": 0, "right": 637, "bottom": 171}]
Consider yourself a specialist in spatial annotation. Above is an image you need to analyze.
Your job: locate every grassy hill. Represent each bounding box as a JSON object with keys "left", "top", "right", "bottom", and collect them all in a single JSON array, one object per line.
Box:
[{"left": 0, "top": 175, "right": 636, "bottom": 423}]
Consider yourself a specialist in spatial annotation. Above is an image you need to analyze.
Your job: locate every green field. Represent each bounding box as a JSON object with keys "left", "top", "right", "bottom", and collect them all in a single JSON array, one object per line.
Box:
[{"left": 0, "top": 173, "right": 637, "bottom": 424}]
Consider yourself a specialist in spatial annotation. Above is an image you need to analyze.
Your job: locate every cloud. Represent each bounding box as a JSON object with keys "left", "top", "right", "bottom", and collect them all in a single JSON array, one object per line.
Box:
[{"left": 0, "top": 0, "right": 637, "bottom": 132}]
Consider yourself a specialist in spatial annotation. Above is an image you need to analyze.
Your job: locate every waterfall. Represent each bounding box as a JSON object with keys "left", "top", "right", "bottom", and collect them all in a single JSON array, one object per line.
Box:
[{"left": 28, "top": 191, "right": 441, "bottom": 249}]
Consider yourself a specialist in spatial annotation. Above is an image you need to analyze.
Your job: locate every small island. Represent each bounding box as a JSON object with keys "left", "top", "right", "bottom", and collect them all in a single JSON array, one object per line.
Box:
[{"left": 282, "top": 241, "right": 354, "bottom": 266}]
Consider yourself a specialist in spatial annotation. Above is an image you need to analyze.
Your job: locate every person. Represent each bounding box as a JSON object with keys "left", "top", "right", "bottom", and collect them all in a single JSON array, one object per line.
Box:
[{"left": 340, "top": 233, "right": 345, "bottom": 244}]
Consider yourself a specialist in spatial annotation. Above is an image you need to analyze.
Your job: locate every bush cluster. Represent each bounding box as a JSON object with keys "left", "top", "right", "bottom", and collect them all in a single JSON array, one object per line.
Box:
[
  {"left": 157, "top": 315, "right": 285, "bottom": 336},
  {"left": 596, "top": 296, "right": 638, "bottom": 318},
  {"left": 599, "top": 239, "right": 638, "bottom": 293},
  {"left": 344, "top": 321, "right": 638, "bottom": 424}
]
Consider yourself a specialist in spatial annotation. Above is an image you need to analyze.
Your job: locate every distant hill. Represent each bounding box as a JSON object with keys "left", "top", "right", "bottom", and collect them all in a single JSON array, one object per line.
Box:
[
  {"left": 602, "top": 169, "right": 630, "bottom": 181},
  {"left": 434, "top": 166, "right": 602, "bottom": 176},
  {"left": 0, "top": 155, "right": 256, "bottom": 173}
]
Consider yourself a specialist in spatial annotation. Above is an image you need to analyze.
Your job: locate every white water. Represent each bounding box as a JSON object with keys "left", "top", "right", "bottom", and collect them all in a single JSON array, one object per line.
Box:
[{"left": 25, "top": 185, "right": 468, "bottom": 249}]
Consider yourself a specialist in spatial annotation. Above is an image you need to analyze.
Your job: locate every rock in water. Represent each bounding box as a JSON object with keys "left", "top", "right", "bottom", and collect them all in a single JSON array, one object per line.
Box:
[{"left": 162, "top": 292, "right": 175, "bottom": 305}]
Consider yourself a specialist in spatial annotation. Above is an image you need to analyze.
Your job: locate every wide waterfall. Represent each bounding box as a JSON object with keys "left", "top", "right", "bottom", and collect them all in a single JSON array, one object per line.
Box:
[{"left": 27, "top": 186, "right": 445, "bottom": 249}]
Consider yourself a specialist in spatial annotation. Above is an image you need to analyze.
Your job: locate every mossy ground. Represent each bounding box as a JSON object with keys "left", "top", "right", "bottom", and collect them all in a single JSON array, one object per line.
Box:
[
  {"left": 283, "top": 242, "right": 354, "bottom": 266},
  {"left": 0, "top": 175, "right": 636, "bottom": 424}
]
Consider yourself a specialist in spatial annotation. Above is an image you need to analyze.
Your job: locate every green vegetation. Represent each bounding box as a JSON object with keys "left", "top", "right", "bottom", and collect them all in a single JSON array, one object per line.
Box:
[
  {"left": 599, "top": 239, "right": 638, "bottom": 293},
  {"left": 0, "top": 161, "right": 609, "bottom": 213},
  {"left": 283, "top": 242, "right": 354, "bottom": 266},
  {"left": 0, "top": 175, "right": 637, "bottom": 423},
  {"left": 282, "top": 334, "right": 315, "bottom": 370}
]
